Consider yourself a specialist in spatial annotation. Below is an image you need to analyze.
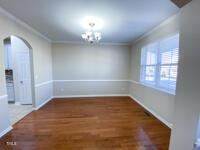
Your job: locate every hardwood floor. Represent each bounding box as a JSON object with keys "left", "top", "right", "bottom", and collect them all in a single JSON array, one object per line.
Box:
[{"left": 0, "top": 97, "right": 171, "bottom": 150}]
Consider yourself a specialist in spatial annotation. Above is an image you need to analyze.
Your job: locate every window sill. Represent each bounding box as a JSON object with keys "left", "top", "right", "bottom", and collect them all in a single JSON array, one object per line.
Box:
[{"left": 136, "top": 81, "right": 176, "bottom": 95}]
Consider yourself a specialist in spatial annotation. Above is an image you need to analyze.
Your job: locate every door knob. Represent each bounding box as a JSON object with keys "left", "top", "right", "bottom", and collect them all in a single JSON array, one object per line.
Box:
[{"left": 20, "top": 81, "right": 23, "bottom": 84}]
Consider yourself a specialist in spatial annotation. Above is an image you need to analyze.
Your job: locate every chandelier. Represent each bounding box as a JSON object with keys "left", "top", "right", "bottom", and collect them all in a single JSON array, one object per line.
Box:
[{"left": 81, "top": 23, "right": 102, "bottom": 44}]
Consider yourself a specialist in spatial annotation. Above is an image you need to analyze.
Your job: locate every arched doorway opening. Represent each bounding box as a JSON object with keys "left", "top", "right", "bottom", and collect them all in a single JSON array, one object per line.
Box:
[{"left": 3, "top": 35, "right": 35, "bottom": 125}]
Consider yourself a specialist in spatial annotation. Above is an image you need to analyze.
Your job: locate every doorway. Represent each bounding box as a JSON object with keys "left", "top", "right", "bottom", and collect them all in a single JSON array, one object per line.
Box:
[{"left": 3, "top": 35, "right": 34, "bottom": 125}]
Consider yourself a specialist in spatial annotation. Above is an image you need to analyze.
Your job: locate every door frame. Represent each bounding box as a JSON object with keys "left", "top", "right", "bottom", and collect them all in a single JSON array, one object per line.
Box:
[{"left": 3, "top": 35, "right": 36, "bottom": 107}]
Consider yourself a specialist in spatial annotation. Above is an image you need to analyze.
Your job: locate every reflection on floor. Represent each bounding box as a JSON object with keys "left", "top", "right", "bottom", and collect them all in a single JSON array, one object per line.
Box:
[
  {"left": 1, "top": 97, "right": 171, "bottom": 149},
  {"left": 8, "top": 104, "right": 33, "bottom": 125}
]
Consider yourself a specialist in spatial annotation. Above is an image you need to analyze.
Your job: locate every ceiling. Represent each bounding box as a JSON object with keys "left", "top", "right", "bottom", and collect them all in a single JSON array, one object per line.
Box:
[{"left": 0, "top": 0, "right": 179, "bottom": 44}]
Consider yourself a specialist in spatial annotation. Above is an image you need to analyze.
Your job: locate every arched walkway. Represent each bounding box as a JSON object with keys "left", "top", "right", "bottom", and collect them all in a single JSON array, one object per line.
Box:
[{"left": 3, "top": 35, "right": 35, "bottom": 125}]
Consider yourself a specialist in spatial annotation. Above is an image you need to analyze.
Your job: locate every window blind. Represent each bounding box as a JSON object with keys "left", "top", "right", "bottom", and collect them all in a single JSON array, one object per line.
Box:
[{"left": 140, "top": 34, "right": 179, "bottom": 94}]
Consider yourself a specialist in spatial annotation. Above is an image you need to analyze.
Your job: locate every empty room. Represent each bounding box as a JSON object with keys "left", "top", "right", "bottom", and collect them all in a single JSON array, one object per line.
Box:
[{"left": 0, "top": 0, "right": 200, "bottom": 150}]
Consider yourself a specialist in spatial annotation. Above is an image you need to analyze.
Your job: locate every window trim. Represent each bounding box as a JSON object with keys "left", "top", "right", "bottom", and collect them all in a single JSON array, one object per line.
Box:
[
  {"left": 140, "top": 82, "right": 176, "bottom": 95},
  {"left": 140, "top": 34, "right": 179, "bottom": 95}
]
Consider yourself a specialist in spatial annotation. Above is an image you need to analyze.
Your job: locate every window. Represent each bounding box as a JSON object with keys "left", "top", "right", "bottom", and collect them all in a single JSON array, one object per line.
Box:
[{"left": 140, "top": 34, "right": 179, "bottom": 94}]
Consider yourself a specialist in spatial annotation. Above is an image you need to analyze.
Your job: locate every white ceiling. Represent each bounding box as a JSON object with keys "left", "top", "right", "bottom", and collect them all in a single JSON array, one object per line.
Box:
[{"left": 0, "top": 0, "right": 179, "bottom": 44}]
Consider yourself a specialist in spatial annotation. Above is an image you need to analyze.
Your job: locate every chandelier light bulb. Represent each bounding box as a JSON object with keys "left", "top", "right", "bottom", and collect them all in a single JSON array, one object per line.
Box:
[
  {"left": 81, "top": 34, "right": 87, "bottom": 39},
  {"left": 95, "top": 32, "right": 101, "bottom": 37},
  {"left": 81, "top": 16, "right": 104, "bottom": 43},
  {"left": 86, "top": 31, "right": 92, "bottom": 36},
  {"left": 81, "top": 18, "right": 103, "bottom": 43}
]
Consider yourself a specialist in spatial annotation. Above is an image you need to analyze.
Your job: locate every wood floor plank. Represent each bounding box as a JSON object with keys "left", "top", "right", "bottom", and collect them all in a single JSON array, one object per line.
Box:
[{"left": 0, "top": 97, "right": 171, "bottom": 150}]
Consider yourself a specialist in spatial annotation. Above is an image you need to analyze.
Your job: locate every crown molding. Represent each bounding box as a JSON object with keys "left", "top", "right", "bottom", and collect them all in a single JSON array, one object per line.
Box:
[
  {"left": 52, "top": 40, "right": 131, "bottom": 46},
  {"left": 0, "top": 7, "right": 51, "bottom": 43},
  {"left": 132, "top": 12, "right": 180, "bottom": 45},
  {"left": 0, "top": 6, "right": 130, "bottom": 46}
]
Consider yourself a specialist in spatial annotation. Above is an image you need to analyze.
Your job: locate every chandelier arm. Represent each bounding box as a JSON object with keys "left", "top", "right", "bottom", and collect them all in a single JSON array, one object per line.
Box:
[{"left": 81, "top": 22, "right": 102, "bottom": 43}]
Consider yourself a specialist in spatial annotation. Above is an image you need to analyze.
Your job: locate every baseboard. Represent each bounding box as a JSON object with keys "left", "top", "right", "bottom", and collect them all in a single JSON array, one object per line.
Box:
[
  {"left": 53, "top": 80, "right": 130, "bottom": 82},
  {"left": 53, "top": 94, "right": 129, "bottom": 98},
  {"left": 34, "top": 96, "right": 53, "bottom": 111},
  {"left": 33, "top": 94, "right": 173, "bottom": 128},
  {"left": 128, "top": 95, "right": 173, "bottom": 129},
  {"left": 34, "top": 95, "right": 128, "bottom": 110},
  {"left": 0, "top": 126, "right": 13, "bottom": 138}
]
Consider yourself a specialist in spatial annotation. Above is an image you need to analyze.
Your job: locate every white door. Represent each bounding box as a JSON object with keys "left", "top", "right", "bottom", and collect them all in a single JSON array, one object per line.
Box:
[{"left": 15, "top": 52, "right": 32, "bottom": 104}]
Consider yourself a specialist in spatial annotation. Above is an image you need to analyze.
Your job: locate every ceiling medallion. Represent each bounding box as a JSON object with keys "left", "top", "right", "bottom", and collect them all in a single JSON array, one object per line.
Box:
[{"left": 81, "top": 22, "right": 102, "bottom": 44}]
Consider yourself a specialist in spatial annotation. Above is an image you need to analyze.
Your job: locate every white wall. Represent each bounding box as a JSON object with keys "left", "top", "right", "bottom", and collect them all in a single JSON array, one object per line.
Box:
[
  {"left": 1, "top": 2, "right": 199, "bottom": 150},
  {"left": 0, "top": 8, "right": 52, "bottom": 135},
  {"left": 169, "top": 0, "right": 200, "bottom": 149},
  {"left": 0, "top": 95, "right": 10, "bottom": 137},
  {"left": 129, "top": 14, "right": 179, "bottom": 126},
  {"left": 52, "top": 43, "right": 131, "bottom": 96}
]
